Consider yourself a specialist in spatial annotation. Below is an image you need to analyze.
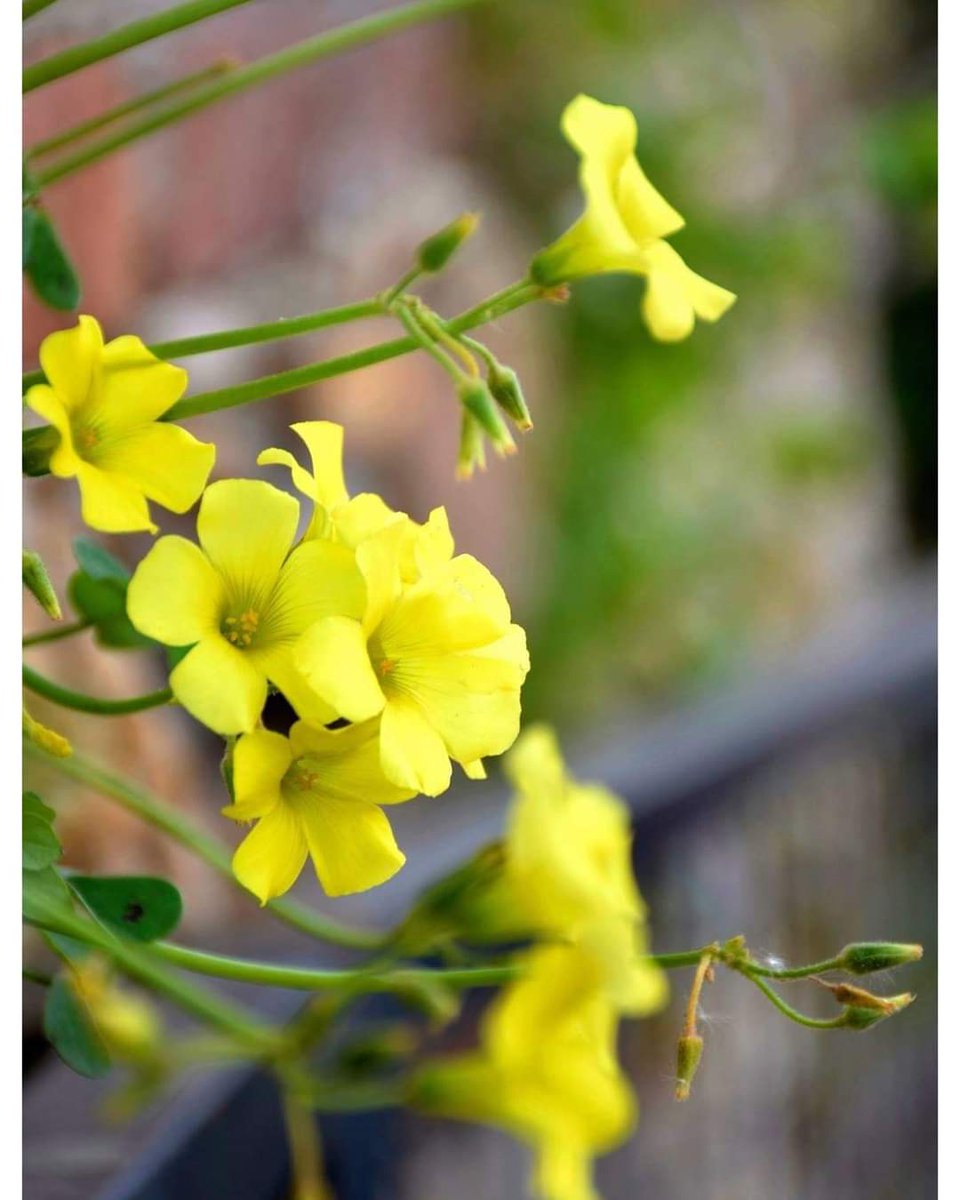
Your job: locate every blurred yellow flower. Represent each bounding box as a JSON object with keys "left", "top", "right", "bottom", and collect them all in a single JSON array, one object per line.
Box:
[
  {"left": 224, "top": 720, "right": 415, "bottom": 902},
  {"left": 25, "top": 316, "right": 214, "bottom": 533},
  {"left": 412, "top": 943, "right": 634, "bottom": 1200},
  {"left": 127, "top": 479, "right": 363, "bottom": 735},
  {"left": 294, "top": 518, "right": 529, "bottom": 796},
  {"left": 71, "top": 958, "right": 161, "bottom": 1060},
  {"left": 259, "top": 420, "right": 454, "bottom": 578},
  {"left": 503, "top": 725, "right": 668, "bottom": 1016},
  {"left": 531, "top": 94, "right": 736, "bottom": 342}
]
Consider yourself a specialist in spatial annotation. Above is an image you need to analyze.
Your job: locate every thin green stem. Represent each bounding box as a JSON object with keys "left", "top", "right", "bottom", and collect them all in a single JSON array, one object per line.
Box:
[
  {"left": 381, "top": 266, "right": 422, "bottom": 307},
  {"left": 27, "top": 908, "right": 277, "bottom": 1051},
  {"left": 651, "top": 948, "right": 718, "bottom": 970},
  {"left": 23, "top": 619, "right": 92, "bottom": 648},
  {"left": 741, "top": 955, "right": 845, "bottom": 980},
  {"left": 165, "top": 280, "right": 538, "bottom": 421},
  {"left": 26, "top": 61, "right": 238, "bottom": 161},
  {"left": 736, "top": 969, "right": 848, "bottom": 1030},
  {"left": 23, "top": 0, "right": 252, "bottom": 93},
  {"left": 23, "top": 0, "right": 60, "bottom": 18},
  {"left": 21, "top": 298, "right": 385, "bottom": 391},
  {"left": 26, "top": 744, "right": 383, "bottom": 951},
  {"left": 23, "top": 665, "right": 172, "bottom": 715},
  {"left": 394, "top": 304, "right": 469, "bottom": 383},
  {"left": 31, "top": 0, "right": 488, "bottom": 182},
  {"left": 281, "top": 1088, "right": 332, "bottom": 1200}
]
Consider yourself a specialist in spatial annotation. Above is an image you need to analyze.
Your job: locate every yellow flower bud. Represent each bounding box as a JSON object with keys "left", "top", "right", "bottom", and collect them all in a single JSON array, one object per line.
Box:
[{"left": 417, "top": 212, "right": 480, "bottom": 273}]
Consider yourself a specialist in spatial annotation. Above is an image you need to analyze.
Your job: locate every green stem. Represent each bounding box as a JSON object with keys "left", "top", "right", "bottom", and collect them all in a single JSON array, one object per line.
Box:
[
  {"left": 26, "top": 61, "right": 238, "bottom": 160},
  {"left": 22, "top": 298, "right": 385, "bottom": 392},
  {"left": 23, "top": 665, "right": 172, "bottom": 715},
  {"left": 22, "top": 966, "right": 53, "bottom": 986},
  {"left": 23, "top": 619, "right": 92, "bottom": 648},
  {"left": 28, "top": 908, "right": 276, "bottom": 1051},
  {"left": 648, "top": 948, "right": 714, "bottom": 970},
  {"left": 23, "top": 0, "right": 60, "bottom": 17},
  {"left": 737, "top": 969, "right": 848, "bottom": 1030},
  {"left": 23, "top": 0, "right": 253, "bottom": 93},
  {"left": 25, "top": 744, "right": 383, "bottom": 951},
  {"left": 281, "top": 1088, "right": 332, "bottom": 1200},
  {"left": 394, "top": 304, "right": 469, "bottom": 384},
  {"left": 31, "top": 0, "right": 488, "bottom": 182},
  {"left": 741, "top": 955, "right": 845, "bottom": 980},
  {"left": 165, "top": 280, "right": 538, "bottom": 422},
  {"left": 381, "top": 266, "right": 422, "bottom": 307}
]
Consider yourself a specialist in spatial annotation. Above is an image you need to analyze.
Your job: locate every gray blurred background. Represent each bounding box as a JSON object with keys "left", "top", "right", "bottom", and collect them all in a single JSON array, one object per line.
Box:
[{"left": 23, "top": 2, "right": 936, "bottom": 1198}]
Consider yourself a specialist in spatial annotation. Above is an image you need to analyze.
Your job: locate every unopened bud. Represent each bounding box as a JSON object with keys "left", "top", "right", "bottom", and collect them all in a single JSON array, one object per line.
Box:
[
  {"left": 417, "top": 212, "right": 480, "bottom": 274},
  {"left": 457, "top": 380, "right": 515, "bottom": 457},
  {"left": 23, "top": 550, "right": 61, "bottom": 620},
  {"left": 838, "top": 942, "right": 923, "bottom": 974},
  {"left": 487, "top": 362, "right": 533, "bottom": 431},
  {"left": 457, "top": 410, "right": 487, "bottom": 481},
  {"left": 675, "top": 1034, "right": 704, "bottom": 1101},
  {"left": 840, "top": 993, "right": 914, "bottom": 1030},
  {"left": 23, "top": 706, "right": 72, "bottom": 758}
]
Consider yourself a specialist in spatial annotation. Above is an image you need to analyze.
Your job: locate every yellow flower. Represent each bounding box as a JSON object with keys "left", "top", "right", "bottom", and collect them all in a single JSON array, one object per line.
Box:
[
  {"left": 412, "top": 943, "right": 635, "bottom": 1200},
  {"left": 127, "top": 478, "right": 364, "bottom": 735},
  {"left": 294, "top": 519, "right": 529, "bottom": 796},
  {"left": 25, "top": 316, "right": 214, "bottom": 533},
  {"left": 224, "top": 720, "right": 416, "bottom": 901},
  {"left": 530, "top": 95, "right": 736, "bottom": 342},
  {"left": 259, "top": 420, "right": 454, "bottom": 578},
  {"left": 502, "top": 725, "right": 668, "bottom": 1016},
  {"left": 71, "top": 958, "right": 161, "bottom": 1060}
]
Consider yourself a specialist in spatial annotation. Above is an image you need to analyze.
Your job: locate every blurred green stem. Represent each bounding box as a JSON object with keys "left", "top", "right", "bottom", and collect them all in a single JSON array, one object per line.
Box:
[
  {"left": 25, "top": 744, "right": 384, "bottom": 951},
  {"left": 23, "top": 1, "right": 253, "bottom": 93},
  {"left": 31, "top": 0, "right": 488, "bottom": 180},
  {"left": 23, "top": 0, "right": 61, "bottom": 18},
  {"left": 26, "top": 61, "right": 238, "bottom": 160},
  {"left": 23, "top": 665, "right": 173, "bottom": 715},
  {"left": 280, "top": 1089, "right": 332, "bottom": 1200},
  {"left": 23, "top": 620, "right": 92, "bottom": 648}
]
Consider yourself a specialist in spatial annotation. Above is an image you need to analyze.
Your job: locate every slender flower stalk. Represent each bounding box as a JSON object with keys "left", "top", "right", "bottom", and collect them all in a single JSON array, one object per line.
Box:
[
  {"left": 23, "top": 1, "right": 253, "bottom": 93},
  {"left": 23, "top": 0, "right": 61, "bottom": 18},
  {"left": 30, "top": 0, "right": 488, "bottom": 181},
  {"left": 25, "top": 744, "right": 383, "bottom": 950},
  {"left": 23, "top": 620, "right": 92, "bottom": 648},
  {"left": 26, "top": 61, "right": 238, "bottom": 161},
  {"left": 23, "top": 665, "right": 173, "bottom": 715},
  {"left": 736, "top": 969, "right": 849, "bottom": 1030}
]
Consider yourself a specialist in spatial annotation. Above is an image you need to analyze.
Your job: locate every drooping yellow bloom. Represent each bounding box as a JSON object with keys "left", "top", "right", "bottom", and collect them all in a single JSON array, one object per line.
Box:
[
  {"left": 412, "top": 943, "right": 635, "bottom": 1200},
  {"left": 530, "top": 95, "right": 736, "bottom": 342},
  {"left": 224, "top": 720, "right": 416, "bottom": 902},
  {"left": 294, "top": 518, "right": 529, "bottom": 796},
  {"left": 25, "top": 316, "right": 214, "bottom": 533},
  {"left": 127, "top": 479, "right": 363, "bottom": 735},
  {"left": 71, "top": 957, "right": 161, "bottom": 1060},
  {"left": 258, "top": 420, "right": 454, "bottom": 578},
  {"left": 503, "top": 725, "right": 668, "bottom": 1016}
]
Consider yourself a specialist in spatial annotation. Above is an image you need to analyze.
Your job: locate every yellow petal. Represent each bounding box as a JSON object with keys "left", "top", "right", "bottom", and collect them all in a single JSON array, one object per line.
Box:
[
  {"left": 127, "top": 535, "right": 225, "bottom": 645},
  {"left": 267, "top": 539, "right": 365, "bottom": 643},
  {"left": 170, "top": 635, "right": 267, "bottom": 734},
  {"left": 640, "top": 240, "right": 736, "bottom": 342},
  {"left": 96, "top": 423, "right": 214, "bottom": 514},
  {"left": 25, "top": 384, "right": 81, "bottom": 476},
  {"left": 379, "top": 696, "right": 451, "bottom": 796},
  {"left": 289, "top": 720, "right": 415, "bottom": 806},
  {"left": 462, "top": 759, "right": 487, "bottom": 780},
  {"left": 356, "top": 520, "right": 406, "bottom": 633},
  {"left": 94, "top": 335, "right": 187, "bottom": 432},
  {"left": 259, "top": 650, "right": 341, "bottom": 727},
  {"left": 197, "top": 479, "right": 299, "bottom": 596},
  {"left": 292, "top": 788, "right": 405, "bottom": 897},
  {"left": 226, "top": 728, "right": 293, "bottom": 821},
  {"left": 334, "top": 493, "right": 398, "bottom": 548},
  {"left": 74, "top": 462, "right": 157, "bottom": 534},
  {"left": 38, "top": 315, "right": 103, "bottom": 412},
  {"left": 291, "top": 421, "right": 349, "bottom": 510},
  {"left": 295, "top": 616, "right": 384, "bottom": 723},
  {"left": 256, "top": 447, "right": 317, "bottom": 501},
  {"left": 232, "top": 803, "right": 307, "bottom": 903}
]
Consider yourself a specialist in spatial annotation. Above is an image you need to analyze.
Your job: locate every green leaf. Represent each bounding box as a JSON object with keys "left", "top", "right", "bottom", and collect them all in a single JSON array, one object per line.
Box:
[
  {"left": 23, "top": 205, "right": 39, "bottom": 268},
  {"left": 23, "top": 792, "right": 61, "bottom": 871},
  {"left": 43, "top": 974, "right": 111, "bottom": 1078},
  {"left": 69, "top": 875, "right": 183, "bottom": 943},
  {"left": 68, "top": 540, "right": 153, "bottom": 649},
  {"left": 23, "top": 866, "right": 72, "bottom": 923},
  {"left": 24, "top": 209, "right": 81, "bottom": 311},
  {"left": 73, "top": 538, "right": 130, "bottom": 584}
]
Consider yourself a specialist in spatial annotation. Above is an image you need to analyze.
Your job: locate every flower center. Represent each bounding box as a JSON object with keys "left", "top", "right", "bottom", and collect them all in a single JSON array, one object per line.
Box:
[
  {"left": 72, "top": 419, "right": 102, "bottom": 457},
  {"left": 221, "top": 609, "right": 261, "bottom": 648},
  {"left": 283, "top": 756, "right": 322, "bottom": 796}
]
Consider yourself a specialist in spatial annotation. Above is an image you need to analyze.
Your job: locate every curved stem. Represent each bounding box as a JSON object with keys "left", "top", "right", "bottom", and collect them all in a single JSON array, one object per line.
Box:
[
  {"left": 25, "top": 744, "right": 383, "bottom": 951},
  {"left": 165, "top": 281, "right": 538, "bottom": 422},
  {"left": 22, "top": 966, "right": 52, "bottom": 987},
  {"left": 31, "top": 0, "right": 487, "bottom": 181},
  {"left": 736, "top": 969, "right": 848, "bottom": 1030},
  {"left": 281, "top": 1089, "right": 332, "bottom": 1200},
  {"left": 741, "top": 955, "right": 845, "bottom": 980},
  {"left": 23, "top": 665, "right": 172, "bottom": 715},
  {"left": 23, "top": 0, "right": 252, "bottom": 93},
  {"left": 23, "top": 619, "right": 92, "bottom": 648},
  {"left": 26, "top": 61, "right": 237, "bottom": 161}
]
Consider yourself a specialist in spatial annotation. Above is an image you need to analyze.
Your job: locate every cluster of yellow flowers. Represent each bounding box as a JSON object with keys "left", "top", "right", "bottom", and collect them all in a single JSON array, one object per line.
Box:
[{"left": 413, "top": 727, "right": 667, "bottom": 1200}]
